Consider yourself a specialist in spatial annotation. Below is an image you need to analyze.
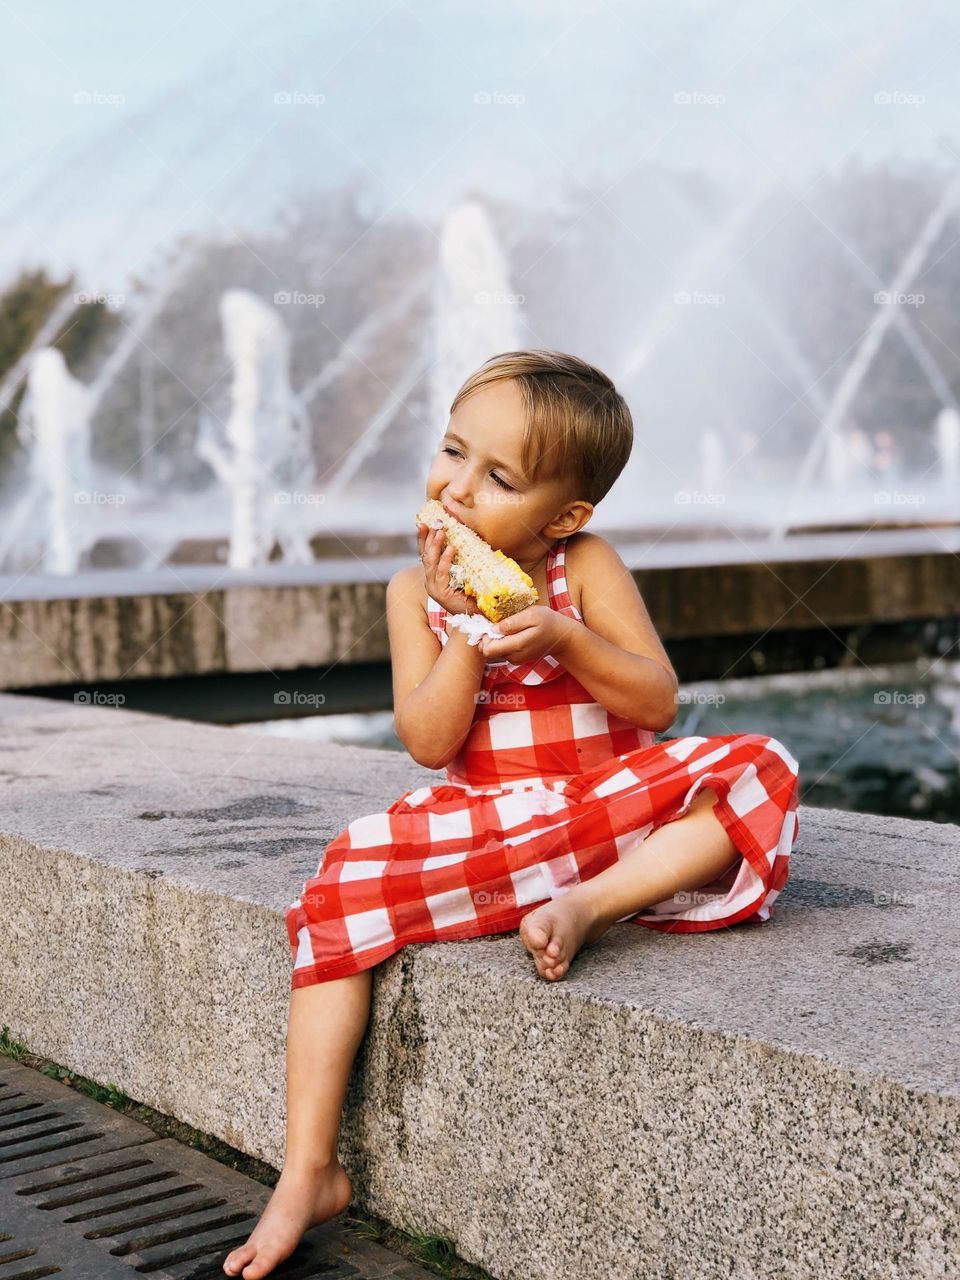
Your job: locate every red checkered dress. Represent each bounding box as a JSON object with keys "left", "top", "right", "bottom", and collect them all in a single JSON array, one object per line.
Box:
[{"left": 287, "top": 537, "right": 801, "bottom": 986}]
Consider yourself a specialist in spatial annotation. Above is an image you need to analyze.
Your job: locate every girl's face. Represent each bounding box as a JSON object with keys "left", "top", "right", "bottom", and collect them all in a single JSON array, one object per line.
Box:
[{"left": 425, "top": 378, "right": 590, "bottom": 562}]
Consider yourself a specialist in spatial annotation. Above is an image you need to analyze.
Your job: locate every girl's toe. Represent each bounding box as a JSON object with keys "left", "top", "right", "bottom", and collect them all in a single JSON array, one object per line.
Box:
[
  {"left": 224, "top": 1244, "right": 255, "bottom": 1275},
  {"left": 522, "top": 915, "right": 550, "bottom": 951}
]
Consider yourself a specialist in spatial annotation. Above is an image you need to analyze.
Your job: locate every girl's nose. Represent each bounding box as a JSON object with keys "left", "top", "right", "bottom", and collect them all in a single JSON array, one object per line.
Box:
[{"left": 444, "top": 479, "right": 472, "bottom": 505}]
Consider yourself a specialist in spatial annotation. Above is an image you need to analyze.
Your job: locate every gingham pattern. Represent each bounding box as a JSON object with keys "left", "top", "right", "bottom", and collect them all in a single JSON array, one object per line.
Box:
[
  {"left": 429, "top": 539, "right": 658, "bottom": 787},
  {"left": 287, "top": 538, "right": 801, "bottom": 986}
]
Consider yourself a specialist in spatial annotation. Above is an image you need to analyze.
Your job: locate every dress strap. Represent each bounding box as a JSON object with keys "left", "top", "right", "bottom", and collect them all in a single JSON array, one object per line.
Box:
[{"left": 546, "top": 538, "right": 581, "bottom": 618}]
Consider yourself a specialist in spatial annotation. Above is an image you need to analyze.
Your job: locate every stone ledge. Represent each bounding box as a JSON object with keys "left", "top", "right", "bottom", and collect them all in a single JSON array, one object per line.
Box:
[
  {"left": 0, "top": 692, "right": 957, "bottom": 1279},
  {"left": 1, "top": 526, "right": 958, "bottom": 688}
]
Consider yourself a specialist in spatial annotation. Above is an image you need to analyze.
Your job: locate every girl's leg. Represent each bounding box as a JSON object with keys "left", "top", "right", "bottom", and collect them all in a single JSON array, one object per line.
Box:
[
  {"left": 223, "top": 966, "right": 373, "bottom": 1279},
  {"left": 520, "top": 788, "right": 740, "bottom": 980}
]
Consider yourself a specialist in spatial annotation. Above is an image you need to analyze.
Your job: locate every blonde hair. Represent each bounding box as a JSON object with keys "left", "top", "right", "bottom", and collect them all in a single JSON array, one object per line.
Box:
[{"left": 449, "top": 349, "right": 633, "bottom": 505}]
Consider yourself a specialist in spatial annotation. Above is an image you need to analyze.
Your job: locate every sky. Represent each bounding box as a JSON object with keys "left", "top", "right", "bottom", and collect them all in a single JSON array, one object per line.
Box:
[{"left": 1, "top": 0, "right": 959, "bottom": 293}]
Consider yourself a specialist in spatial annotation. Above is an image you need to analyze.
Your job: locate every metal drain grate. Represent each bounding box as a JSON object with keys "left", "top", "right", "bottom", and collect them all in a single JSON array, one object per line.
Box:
[{"left": 0, "top": 1059, "right": 433, "bottom": 1279}]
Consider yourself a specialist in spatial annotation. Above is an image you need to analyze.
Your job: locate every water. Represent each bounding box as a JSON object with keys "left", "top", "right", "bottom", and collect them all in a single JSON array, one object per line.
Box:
[
  {"left": 5, "top": 171, "right": 960, "bottom": 571},
  {"left": 0, "top": 349, "right": 96, "bottom": 573},
  {"left": 0, "top": 207, "right": 527, "bottom": 573},
  {"left": 196, "top": 288, "right": 315, "bottom": 569},
  {"left": 425, "top": 200, "right": 522, "bottom": 478},
  {"left": 670, "top": 661, "right": 960, "bottom": 824},
  {"left": 6, "top": 3, "right": 960, "bottom": 578},
  {"left": 936, "top": 407, "right": 960, "bottom": 490},
  {"left": 234, "top": 659, "right": 960, "bottom": 824},
  {"left": 767, "top": 168, "right": 960, "bottom": 541}
]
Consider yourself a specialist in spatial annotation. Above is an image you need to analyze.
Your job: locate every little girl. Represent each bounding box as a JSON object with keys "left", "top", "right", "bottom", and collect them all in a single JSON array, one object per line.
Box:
[{"left": 223, "top": 349, "right": 801, "bottom": 1279}]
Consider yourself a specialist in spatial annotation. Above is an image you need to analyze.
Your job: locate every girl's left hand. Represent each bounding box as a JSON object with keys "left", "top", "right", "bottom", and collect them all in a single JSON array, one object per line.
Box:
[{"left": 479, "top": 605, "right": 575, "bottom": 666}]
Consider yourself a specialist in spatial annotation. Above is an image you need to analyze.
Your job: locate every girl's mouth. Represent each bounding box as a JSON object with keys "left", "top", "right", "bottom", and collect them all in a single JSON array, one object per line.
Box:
[{"left": 442, "top": 502, "right": 468, "bottom": 525}]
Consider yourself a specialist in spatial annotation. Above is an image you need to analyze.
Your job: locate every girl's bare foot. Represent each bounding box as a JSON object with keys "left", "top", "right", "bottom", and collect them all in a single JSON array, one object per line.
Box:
[
  {"left": 519, "top": 892, "right": 609, "bottom": 981},
  {"left": 222, "top": 1160, "right": 352, "bottom": 1279}
]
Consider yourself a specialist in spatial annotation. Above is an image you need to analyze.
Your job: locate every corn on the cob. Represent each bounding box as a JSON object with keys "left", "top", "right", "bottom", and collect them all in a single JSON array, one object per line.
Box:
[{"left": 415, "top": 498, "right": 539, "bottom": 622}]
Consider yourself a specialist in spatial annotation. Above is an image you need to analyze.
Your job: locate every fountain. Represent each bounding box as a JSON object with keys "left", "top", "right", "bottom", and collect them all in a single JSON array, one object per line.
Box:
[
  {"left": 767, "top": 169, "right": 960, "bottom": 539},
  {"left": 0, "top": 349, "right": 96, "bottom": 574},
  {"left": 2, "top": 19, "right": 960, "bottom": 568},
  {"left": 425, "top": 201, "right": 522, "bottom": 473},
  {"left": 196, "top": 289, "right": 315, "bottom": 569},
  {"left": 320, "top": 207, "right": 525, "bottom": 510},
  {"left": 935, "top": 407, "right": 960, "bottom": 492},
  {"left": 698, "top": 425, "right": 725, "bottom": 495}
]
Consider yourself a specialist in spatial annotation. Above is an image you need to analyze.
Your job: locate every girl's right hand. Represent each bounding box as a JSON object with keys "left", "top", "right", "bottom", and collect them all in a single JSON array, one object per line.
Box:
[{"left": 418, "top": 521, "right": 481, "bottom": 617}]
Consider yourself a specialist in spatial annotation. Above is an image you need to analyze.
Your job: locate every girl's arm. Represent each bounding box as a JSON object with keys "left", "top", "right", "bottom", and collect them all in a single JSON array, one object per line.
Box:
[
  {"left": 555, "top": 535, "right": 679, "bottom": 732},
  {"left": 386, "top": 566, "right": 487, "bottom": 769}
]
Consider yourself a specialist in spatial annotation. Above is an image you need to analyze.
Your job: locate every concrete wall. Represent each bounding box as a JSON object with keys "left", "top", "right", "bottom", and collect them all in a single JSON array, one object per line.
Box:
[
  {"left": 1, "top": 527, "right": 958, "bottom": 689},
  {"left": 0, "top": 693, "right": 957, "bottom": 1278}
]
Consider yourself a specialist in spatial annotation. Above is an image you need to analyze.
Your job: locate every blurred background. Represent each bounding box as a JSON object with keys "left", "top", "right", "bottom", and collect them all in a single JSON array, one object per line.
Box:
[{"left": 1, "top": 0, "right": 958, "bottom": 821}]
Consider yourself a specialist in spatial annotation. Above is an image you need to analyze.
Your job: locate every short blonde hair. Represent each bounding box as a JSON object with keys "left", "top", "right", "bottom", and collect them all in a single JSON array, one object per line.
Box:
[{"left": 449, "top": 349, "right": 633, "bottom": 505}]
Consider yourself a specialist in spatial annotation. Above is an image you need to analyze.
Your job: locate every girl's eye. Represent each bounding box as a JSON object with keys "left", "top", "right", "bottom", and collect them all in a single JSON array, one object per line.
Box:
[{"left": 442, "top": 446, "right": 513, "bottom": 491}]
